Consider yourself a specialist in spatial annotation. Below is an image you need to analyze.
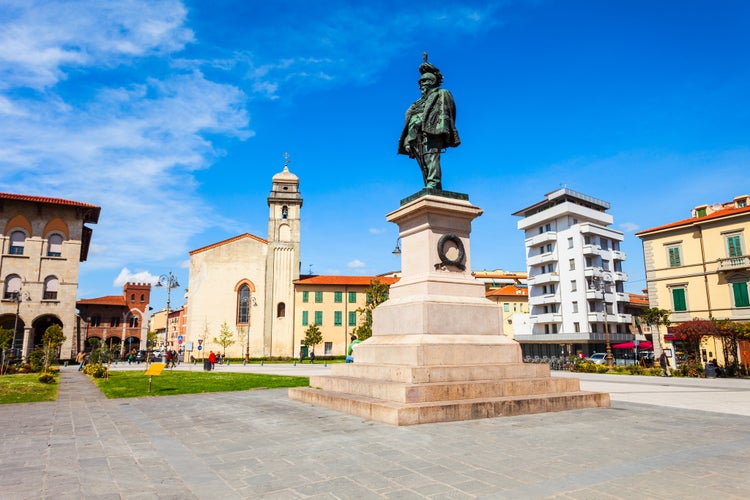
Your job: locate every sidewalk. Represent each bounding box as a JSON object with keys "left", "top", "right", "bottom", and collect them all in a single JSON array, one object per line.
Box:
[{"left": 0, "top": 365, "right": 749, "bottom": 498}]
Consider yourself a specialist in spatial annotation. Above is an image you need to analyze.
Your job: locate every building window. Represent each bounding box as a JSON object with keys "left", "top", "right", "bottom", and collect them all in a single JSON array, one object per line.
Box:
[
  {"left": 348, "top": 291, "right": 357, "bottom": 303},
  {"left": 314, "top": 291, "right": 323, "bottom": 303},
  {"left": 43, "top": 276, "right": 59, "bottom": 300},
  {"left": 568, "top": 237, "right": 574, "bottom": 249},
  {"left": 348, "top": 311, "right": 357, "bottom": 326},
  {"left": 571, "top": 280, "right": 577, "bottom": 292},
  {"left": 334, "top": 311, "right": 342, "bottom": 326},
  {"left": 91, "top": 316, "right": 102, "bottom": 327},
  {"left": 302, "top": 291, "right": 309, "bottom": 303},
  {"left": 732, "top": 282, "right": 750, "bottom": 308},
  {"left": 140, "top": 294, "right": 145, "bottom": 302},
  {"left": 574, "top": 322, "right": 580, "bottom": 333},
  {"left": 667, "top": 245, "right": 682, "bottom": 267},
  {"left": 3, "top": 274, "right": 22, "bottom": 299},
  {"left": 111, "top": 317, "right": 121, "bottom": 327},
  {"left": 302, "top": 311, "right": 309, "bottom": 326},
  {"left": 129, "top": 316, "right": 139, "bottom": 328},
  {"left": 281, "top": 205, "right": 288, "bottom": 219},
  {"left": 546, "top": 243, "right": 553, "bottom": 253},
  {"left": 130, "top": 293, "right": 135, "bottom": 302},
  {"left": 600, "top": 239, "right": 609, "bottom": 251},
  {"left": 277, "top": 302, "right": 286, "bottom": 318},
  {"left": 334, "top": 291, "right": 343, "bottom": 303},
  {"left": 569, "top": 259, "right": 575, "bottom": 271},
  {"left": 545, "top": 223, "right": 552, "bottom": 232},
  {"left": 47, "top": 233, "right": 63, "bottom": 257},
  {"left": 503, "top": 303, "right": 509, "bottom": 312},
  {"left": 238, "top": 285, "right": 250, "bottom": 324},
  {"left": 726, "top": 234, "right": 744, "bottom": 257},
  {"left": 671, "top": 287, "right": 687, "bottom": 312},
  {"left": 9, "top": 230, "right": 26, "bottom": 255},
  {"left": 324, "top": 342, "right": 332, "bottom": 355},
  {"left": 696, "top": 207, "right": 707, "bottom": 217},
  {"left": 572, "top": 302, "right": 578, "bottom": 313},
  {"left": 314, "top": 311, "right": 323, "bottom": 325}
]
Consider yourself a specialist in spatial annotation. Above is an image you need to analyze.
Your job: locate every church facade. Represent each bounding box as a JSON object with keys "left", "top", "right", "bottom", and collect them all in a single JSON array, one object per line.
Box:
[{"left": 184, "top": 165, "right": 302, "bottom": 359}]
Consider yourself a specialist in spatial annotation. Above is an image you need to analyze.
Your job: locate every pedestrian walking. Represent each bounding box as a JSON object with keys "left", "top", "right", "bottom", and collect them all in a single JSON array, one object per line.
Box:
[
  {"left": 659, "top": 352, "right": 671, "bottom": 377},
  {"left": 76, "top": 351, "right": 86, "bottom": 371}
]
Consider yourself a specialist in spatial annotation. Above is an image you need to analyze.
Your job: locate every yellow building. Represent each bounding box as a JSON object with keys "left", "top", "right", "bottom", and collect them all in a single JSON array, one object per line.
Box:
[
  {"left": 485, "top": 284, "right": 528, "bottom": 338},
  {"left": 637, "top": 194, "right": 750, "bottom": 365},
  {"left": 293, "top": 276, "right": 398, "bottom": 357}
]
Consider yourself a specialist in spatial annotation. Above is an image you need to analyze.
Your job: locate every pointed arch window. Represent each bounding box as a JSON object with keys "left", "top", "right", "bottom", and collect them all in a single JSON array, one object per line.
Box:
[
  {"left": 47, "top": 234, "right": 64, "bottom": 257},
  {"left": 238, "top": 285, "right": 250, "bottom": 324},
  {"left": 128, "top": 316, "right": 139, "bottom": 328},
  {"left": 43, "top": 276, "right": 59, "bottom": 300},
  {"left": 9, "top": 230, "right": 26, "bottom": 255}
]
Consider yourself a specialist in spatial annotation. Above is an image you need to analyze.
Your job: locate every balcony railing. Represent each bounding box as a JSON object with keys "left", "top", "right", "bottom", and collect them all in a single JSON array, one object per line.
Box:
[
  {"left": 525, "top": 231, "right": 558, "bottom": 246},
  {"left": 527, "top": 252, "right": 557, "bottom": 266},
  {"left": 718, "top": 255, "right": 750, "bottom": 271},
  {"left": 582, "top": 244, "right": 601, "bottom": 255},
  {"left": 527, "top": 273, "right": 560, "bottom": 286},
  {"left": 530, "top": 313, "right": 562, "bottom": 323}
]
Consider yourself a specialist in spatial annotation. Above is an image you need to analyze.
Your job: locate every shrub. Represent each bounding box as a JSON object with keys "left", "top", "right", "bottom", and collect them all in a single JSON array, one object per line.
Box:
[
  {"left": 674, "top": 361, "right": 705, "bottom": 378},
  {"left": 38, "top": 372, "right": 56, "bottom": 384},
  {"left": 28, "top": 348, "right": 45, "bottom": 372},
  {"left": 83, "top": 363, "right": 108, "bottom": 378},
  {"left": 46, "top": 366, "right": 60, "bottom": 374}
]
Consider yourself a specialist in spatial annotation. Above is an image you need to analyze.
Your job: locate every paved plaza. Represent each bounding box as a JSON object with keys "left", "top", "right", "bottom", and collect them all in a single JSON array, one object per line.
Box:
[{"left": 1, "top": 364, "right": 749, "bottom": 499}]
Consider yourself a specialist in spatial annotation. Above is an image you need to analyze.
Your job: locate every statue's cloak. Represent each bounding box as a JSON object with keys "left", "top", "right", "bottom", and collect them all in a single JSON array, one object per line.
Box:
[{"left": 398, "top": 88, "right": 460, "bottom": 155}]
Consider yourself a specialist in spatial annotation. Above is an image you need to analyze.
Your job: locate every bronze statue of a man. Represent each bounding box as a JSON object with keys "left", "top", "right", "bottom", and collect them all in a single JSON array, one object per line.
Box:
[{"left": 398, "top": 54, "right": 460, "bottom": 190}]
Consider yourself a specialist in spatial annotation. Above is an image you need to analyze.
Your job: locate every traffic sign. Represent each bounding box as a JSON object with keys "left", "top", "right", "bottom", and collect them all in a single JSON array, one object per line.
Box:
[
  {"left": 197, "top": 345, "right": 203, "bottom": 350},
  {"left": 178, "top": 335, "right": 183, "bottom": 341}
]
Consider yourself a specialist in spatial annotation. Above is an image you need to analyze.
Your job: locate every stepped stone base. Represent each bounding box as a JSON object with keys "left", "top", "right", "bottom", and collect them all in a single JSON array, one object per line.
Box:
[{"left": 288, "top": 336, "right": 610, "bottom": 426}]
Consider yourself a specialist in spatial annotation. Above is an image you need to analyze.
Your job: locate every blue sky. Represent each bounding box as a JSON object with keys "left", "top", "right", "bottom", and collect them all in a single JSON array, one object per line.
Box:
[{"left": 1, "top": 0, "right": 749, "bottom": 310}]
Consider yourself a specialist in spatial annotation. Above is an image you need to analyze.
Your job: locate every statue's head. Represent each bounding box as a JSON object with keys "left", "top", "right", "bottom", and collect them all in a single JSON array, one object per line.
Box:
[{"left": 418, "top": 72, "right": 438, "bottom": 93}]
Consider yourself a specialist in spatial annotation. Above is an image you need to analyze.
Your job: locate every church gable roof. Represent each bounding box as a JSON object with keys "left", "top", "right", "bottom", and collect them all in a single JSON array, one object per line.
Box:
[{"left": 189, "top": 233, "right": 268, "bottom": 256}]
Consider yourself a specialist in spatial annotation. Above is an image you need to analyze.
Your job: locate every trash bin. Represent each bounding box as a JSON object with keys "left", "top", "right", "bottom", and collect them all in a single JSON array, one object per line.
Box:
[
  {"left": 705, "top": 363, "right": 717, "bottom": 378},
  {"left": 203, "top": 359, "right": 212, "bottom": 371}
]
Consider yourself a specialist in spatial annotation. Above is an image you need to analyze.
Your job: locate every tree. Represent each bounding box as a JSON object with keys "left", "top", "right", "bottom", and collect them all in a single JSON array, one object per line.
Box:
[
  {"left": 713, "top": 320, "right": 750, "bottom": 377},
  {"left": 674, "top": 318, "right": 717, "bottom": 364},
  {"left": 198, "top": 321, "right": 210, "bottom": 360},
  {"left": 42, "top": 324, "right": 66, "bottom": 373},
  {"left": 641, "top": 307, "right": 671, "bottom": 359},
  {"left": 303, "top": 323, "right": 323, "bottom": 354},
  {"left": 0, "top": 327, "right": 13, "bottom": 375},
  {"left": 213, "top": 321, "right": 235, "bottom": 356},
  {"left": 352, "top": 279, "right": 391, "bottom": 341}
]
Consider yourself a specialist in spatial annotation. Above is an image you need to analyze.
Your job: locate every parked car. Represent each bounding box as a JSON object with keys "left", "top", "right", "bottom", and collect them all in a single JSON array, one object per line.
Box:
[{"left": 588, "top": 353, "right": 607, "bottom": 364}]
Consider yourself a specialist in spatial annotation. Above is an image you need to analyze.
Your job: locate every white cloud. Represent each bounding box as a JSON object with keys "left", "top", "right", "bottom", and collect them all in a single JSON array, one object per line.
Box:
[
  {"left": 113, "top": 267, "right": 159, "bottom": 287},
  {"left": 369, "top": 228, "right": 386, "bottom": 234},
  {"left": 0, "top": 0, "right": 194, "bottom": 90},
  {"left": 347, "top": 259, "right": 366, "bottom": 268},
  {"left": 620, "top": 222, "right": 639, "bottom": 232}
]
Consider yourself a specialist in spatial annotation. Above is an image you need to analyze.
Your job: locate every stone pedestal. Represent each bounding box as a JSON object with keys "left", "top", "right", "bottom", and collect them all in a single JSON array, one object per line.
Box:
[{"left": 289, "top": 193, "right": 609, "bottom": 425}]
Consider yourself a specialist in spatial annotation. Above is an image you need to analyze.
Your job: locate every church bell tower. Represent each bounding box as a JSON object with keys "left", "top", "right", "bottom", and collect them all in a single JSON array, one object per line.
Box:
[{"left": 264, "top": 155, "right": 302, "bottom": 356}]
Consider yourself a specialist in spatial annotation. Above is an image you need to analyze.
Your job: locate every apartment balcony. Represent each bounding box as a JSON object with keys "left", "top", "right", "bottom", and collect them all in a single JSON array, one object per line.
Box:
[
  {"left": 528, "top": 293, "right": 560, "bottom": 306},
  {"left": 611, "top": 250, "right": 627, "bottom": 261},
  {"left": 527, "top": 272, "right": 560, "bottom": 286},
  {"left": 579, "top": 222, "right": 623, "bottom": 240},
  {"left": 582, "top": 244, "right": 601, "bottom": 256},
  {"left": 587, "top": 312, "right": 632, "bottom": 324},
  {"left": 613, "top": 271, "right": 628, "bottom": 282},
  {"left": 585, "top": 289, "right": 620, "bottom": 302},
  {"left": 525, "top": 231, "right": 558, "bottom": 246},
  {"left": 530, "top": 313, "right": 562, "bottom": 324},
  {"left": 718, "top": 255, "right": 750, "bottom": 272},
  {"left": 527, "top": 252, "right": 557, "bottom": 266}
]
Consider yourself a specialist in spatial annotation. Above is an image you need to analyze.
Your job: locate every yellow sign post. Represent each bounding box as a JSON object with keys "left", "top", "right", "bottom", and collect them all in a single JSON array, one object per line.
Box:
[{"left": 144, "top": 363, "right": 166, "bottom": 393}]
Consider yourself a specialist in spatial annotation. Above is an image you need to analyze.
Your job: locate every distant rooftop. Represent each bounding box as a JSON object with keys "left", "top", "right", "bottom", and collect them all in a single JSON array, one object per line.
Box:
[
  {"left": 637, "top": 194, "right": 750, "bottom": 236},
  {"left": 512, "top": 187, "right": 609, "bottom": 217}
]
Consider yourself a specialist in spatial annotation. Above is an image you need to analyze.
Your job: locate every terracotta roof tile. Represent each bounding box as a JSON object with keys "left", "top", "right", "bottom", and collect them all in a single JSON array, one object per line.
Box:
[
  {"left": 637, "top": 205, "right": 750, "bottom": 236},
  {"left": 1, "top": 192, "right": 101, "bottom": 223},
  {"left": 628, "top": 293, "right": 649, "bottom": 306},
  {"left": 77, "top": 296, "right": 126, "bottom": 306},
  {"left": 189, "top": 233, "right": 268, "bottom": 255},
  {"left": 294, "top": 275, "right": 399, "bottom": 286},
  {"left": 485, "top": 285, "right": 528, "bottom": 297}
]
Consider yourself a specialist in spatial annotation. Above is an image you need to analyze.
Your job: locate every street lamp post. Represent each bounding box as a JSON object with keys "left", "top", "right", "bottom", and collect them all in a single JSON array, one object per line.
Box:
[
  {"left": 155, "top": 272, "right": 180, "bottom": 352},
  {"left": 592, "top": 269, "right": 614, "bottom": 368},
  {"left": 11, "top": 290, "right": 30, "bottom": 361},
  {"left": 241, "top": 295, "right": 257, "bottom": 363}
]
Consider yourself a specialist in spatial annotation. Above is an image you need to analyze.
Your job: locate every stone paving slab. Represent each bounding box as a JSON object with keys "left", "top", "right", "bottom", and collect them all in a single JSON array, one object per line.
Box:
[{"left": 0, "top": 367, "right": 749, "bottom": 498}]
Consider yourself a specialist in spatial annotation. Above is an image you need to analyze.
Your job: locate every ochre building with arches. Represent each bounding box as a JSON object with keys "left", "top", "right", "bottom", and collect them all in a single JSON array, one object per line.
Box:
[{"left": 0, "top": 192, "right": 100, "bottom": 361}]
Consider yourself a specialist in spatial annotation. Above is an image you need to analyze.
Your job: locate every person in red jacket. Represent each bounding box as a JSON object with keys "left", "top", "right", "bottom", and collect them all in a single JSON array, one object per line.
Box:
[{"left": 208, "top": 350, "right": 217, "bottom": 370}]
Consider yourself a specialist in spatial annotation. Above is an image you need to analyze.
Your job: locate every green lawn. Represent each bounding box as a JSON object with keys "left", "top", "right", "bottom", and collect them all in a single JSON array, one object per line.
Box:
[
  {"left": 0, "top": 373, "right": 59, "bottom": 404},
  {"left": 91, "top": 370, "right": 309, "bottom": 398}
]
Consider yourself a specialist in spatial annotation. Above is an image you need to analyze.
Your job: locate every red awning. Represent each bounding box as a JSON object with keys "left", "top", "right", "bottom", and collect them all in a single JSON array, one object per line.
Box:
[{"left": 612, "top": 341, "right": 653, "bottom": 349}]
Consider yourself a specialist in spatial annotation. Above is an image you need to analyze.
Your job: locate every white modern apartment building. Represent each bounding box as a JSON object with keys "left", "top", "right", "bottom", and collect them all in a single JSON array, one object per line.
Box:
[{"left": 512, "top": 188, "right": 632, "bottom": 358}]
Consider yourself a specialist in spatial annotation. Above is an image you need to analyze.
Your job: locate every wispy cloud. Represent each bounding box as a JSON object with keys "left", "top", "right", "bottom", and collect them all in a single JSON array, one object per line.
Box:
[
  {"left": 369, "top": 228, "right": 386, "bottom": 234},
  {"left": 347, "top": 259, "right": 366, "bottom": 269},
  {"left": 620, "top": 222, "right": 639, "bottom": 232}
]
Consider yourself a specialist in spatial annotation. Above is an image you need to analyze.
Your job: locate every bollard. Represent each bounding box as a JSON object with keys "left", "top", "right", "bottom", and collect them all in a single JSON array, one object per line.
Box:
[
  {"left": 324, "top": 361, "right": 327, "bottom": 367},
  {"left": 261, "top": 360, "right": 264, "bottom": 366},
  {"left": 293, "top": 361, "right": 296, "bottom": 366}
]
